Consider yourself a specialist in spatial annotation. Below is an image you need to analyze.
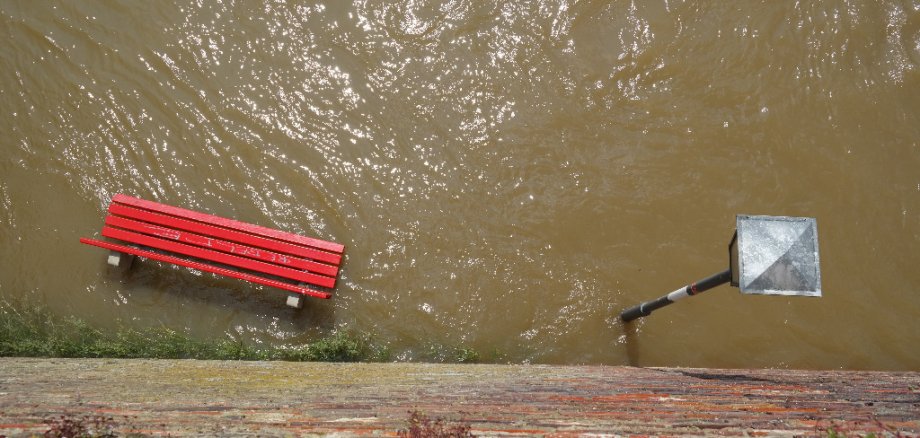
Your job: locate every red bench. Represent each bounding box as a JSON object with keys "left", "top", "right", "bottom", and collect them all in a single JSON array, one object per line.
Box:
[{"left": 80, "top": 194, "right": 344, "bottom": 308}]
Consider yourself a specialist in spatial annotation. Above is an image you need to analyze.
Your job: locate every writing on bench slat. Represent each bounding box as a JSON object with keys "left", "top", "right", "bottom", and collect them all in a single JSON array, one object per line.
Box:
[
  {"left": 105, "top": 215, "right": 338, "bottom": 278},
  {"left": 82, "top": 194, "right": 344, "bottom": 300},
  {"left": 113, "top": 194, "right": 344, "bottom": 253},
  {"left": 102, "top": 226, "right": 337, "bottom": 288},
  {"left": 108, "top": 203, "right": 342, "bottom": 265},
  {"left": 80, "top": 238, "right": 332, "bottom": 299}
]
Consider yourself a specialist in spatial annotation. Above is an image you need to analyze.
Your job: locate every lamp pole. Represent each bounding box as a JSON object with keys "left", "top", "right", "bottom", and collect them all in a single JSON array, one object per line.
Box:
[{"left": 619, "top": 269, "right": 731, "bottom": 322}]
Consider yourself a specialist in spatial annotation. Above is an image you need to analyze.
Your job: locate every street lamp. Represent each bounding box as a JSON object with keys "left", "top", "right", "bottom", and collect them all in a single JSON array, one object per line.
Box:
[{"left": 620, "top": 215, "right": 821, "bottom": 322}]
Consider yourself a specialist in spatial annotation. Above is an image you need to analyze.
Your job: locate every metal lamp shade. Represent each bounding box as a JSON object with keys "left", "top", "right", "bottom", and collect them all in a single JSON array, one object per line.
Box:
[{"left": 729, "top": 215, "right": 821, "bottom": 297}]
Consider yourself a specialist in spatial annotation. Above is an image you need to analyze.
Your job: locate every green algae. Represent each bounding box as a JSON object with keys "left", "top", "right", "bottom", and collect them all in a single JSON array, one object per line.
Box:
[{"left": 0, "top": 301, "right": 379, "bottom": 362}]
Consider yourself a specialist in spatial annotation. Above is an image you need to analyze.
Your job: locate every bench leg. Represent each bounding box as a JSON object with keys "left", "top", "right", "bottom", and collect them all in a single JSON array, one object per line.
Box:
[
  {"left": 286, "top": 293, "right": 304, "bottom": 309},
  {"left": 107, "top": 250, "right": 135, "bottom": 271}
]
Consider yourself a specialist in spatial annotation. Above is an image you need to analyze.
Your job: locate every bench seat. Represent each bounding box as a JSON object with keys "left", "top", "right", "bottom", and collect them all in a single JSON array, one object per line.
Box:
[{"left": 81, "top": 194, "right": 344, "bottom": 303}]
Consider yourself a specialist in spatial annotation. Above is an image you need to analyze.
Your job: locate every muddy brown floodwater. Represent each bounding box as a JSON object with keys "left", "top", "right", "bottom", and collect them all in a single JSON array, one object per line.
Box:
[{"left": 1, "top": 1, "right": 919, "bottom": 369}]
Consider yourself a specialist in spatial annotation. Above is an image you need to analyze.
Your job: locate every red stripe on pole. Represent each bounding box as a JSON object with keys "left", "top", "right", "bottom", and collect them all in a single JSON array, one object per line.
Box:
[
  {"left": 101, "top": 226, "right": 336, "bottom": 288},
  {"left": 108, "top": 203, "right": 341, "bottom": 265},
  {"left": 104, "top": 215, "right": 339, "bottom": 277},
  {"left": 112, "top": 194, "right": 344, "bottom": 253},
  {"left": 79, "top": 238, "right": 331, "bottom": 299}
]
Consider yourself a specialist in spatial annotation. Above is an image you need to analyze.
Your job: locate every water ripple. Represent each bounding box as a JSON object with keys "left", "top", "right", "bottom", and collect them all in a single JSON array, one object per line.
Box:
[{"left": 1, "top": 0, "right": 919, "bottom": 368}]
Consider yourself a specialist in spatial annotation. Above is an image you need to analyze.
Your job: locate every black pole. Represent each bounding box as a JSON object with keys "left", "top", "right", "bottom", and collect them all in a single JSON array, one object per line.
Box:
[{"left": 620, "top": 269, "right": 732, "bottom": 322}]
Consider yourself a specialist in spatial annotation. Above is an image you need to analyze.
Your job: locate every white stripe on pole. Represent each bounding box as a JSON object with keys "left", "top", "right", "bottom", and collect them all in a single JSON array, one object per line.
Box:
[{"left": 666, "top": 286, "right": 690, "bottom": 302}]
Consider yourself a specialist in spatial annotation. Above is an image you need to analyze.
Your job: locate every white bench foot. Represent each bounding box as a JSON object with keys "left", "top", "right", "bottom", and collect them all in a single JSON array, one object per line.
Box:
[
  {"left": 286, "top": 293, "right": 304, "bottom": 309},
  {"left": 107, "top": 250, "right": 135, "bottom": 271}
]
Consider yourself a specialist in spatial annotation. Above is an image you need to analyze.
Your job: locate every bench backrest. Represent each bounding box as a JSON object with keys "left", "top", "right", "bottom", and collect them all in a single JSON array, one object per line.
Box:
[{"left": 99, "top": 194, "right": 343, "bottom": 295}]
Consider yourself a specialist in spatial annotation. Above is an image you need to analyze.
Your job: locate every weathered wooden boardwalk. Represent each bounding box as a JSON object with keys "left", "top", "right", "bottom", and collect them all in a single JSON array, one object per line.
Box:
[{"left": 0, "top": 358, "right": 917, "bottom": 436}]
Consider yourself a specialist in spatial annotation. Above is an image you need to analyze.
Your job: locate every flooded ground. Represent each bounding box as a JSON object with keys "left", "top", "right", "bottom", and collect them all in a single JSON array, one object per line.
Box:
[{"left": 1, "top": 0, "right": 919, "bottom": 370}]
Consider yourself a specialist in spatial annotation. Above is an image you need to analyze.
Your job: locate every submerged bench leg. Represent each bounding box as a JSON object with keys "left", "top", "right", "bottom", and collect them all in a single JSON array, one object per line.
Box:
[
  {"left": 107, "top": 250, "right": 135, "bottom": 271},
  {"left": 286, "top": 293, "right": 304, "bottom": 309}
]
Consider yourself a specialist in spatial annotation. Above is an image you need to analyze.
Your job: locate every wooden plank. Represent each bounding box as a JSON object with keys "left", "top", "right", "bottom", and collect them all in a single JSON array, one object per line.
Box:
[
  {"left": 113, "top": 194, "right": 344, "bottom": 254},
  {"left": 105, "top": 215, "right": 339, "bottom": 277},
  {"left": 101, "top": 227, "right": 336, "bottom": 288},
  {"left": 4, "top": 360, "right": 920, "bottom": 436},
  {"left": 108, "top": 204, "right": 341, "bottom": 265},
  {"left": 79, "top": 238, "right": 331, "bottom": 299}
]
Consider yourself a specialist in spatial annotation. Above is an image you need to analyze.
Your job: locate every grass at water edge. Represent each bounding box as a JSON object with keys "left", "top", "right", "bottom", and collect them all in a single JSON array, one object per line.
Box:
[{"left": 0, "top": 300, "right": 381, "bottom": 362}]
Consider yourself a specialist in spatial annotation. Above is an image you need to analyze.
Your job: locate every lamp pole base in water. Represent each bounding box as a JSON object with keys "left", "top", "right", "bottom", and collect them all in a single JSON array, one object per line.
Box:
[{"left": 620, "top": 269, "right": 731, "bottom": 322}]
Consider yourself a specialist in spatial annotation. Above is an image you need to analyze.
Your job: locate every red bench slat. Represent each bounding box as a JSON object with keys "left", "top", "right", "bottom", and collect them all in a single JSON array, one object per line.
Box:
[
  {"left": 101, "top": 226, "right": 337, "bottom": 288},
  {"left": 105, "top": 215, "right": 339, "bottom": 277},
  {"left": 79, "top": 238, "right": 331, "bottom": 299},
  {"left": 82, "top": 194, "right": 345, "bottom": 299},
  {"left": 113, "top": 194, "right": 344, "bottom": 253},
  {"left": 108, "top": 203, "right": 342, "bottom": 265}
]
